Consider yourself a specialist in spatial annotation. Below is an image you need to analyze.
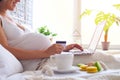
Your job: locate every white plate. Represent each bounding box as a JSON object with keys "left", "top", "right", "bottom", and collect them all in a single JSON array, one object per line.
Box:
[{"left": 53, "top": 66, "right": 79, "bottom": 73}]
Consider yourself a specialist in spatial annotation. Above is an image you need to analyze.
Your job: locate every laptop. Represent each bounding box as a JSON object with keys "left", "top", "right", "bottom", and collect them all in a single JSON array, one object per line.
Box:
[{"left": 70, "top": 21, "right": 106, "bottom": 55}]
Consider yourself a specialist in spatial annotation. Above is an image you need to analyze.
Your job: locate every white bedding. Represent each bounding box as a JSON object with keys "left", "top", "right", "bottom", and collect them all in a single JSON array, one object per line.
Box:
[
  {"left": 3, "top": 51, "right": 120, "bottom": 80},
  {"left": 4, "top": 69, "right": 120, "bottom": 80}
]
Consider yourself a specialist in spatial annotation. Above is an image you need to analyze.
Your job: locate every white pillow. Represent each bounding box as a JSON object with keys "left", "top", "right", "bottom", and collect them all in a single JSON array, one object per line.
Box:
[{"left": 0, "top": 44, "right": 23, "bottom": 76}]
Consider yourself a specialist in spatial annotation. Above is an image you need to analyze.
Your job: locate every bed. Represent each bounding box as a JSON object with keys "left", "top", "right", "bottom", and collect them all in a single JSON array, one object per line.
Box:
[{"left": 0, "top": 44, "right": 120, "bottom": 80}]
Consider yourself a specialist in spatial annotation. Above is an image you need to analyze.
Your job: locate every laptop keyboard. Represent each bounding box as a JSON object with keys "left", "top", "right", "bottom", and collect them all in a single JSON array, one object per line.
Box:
[{"left": 70, "top": 49, "right": 93, "bottom": 55}]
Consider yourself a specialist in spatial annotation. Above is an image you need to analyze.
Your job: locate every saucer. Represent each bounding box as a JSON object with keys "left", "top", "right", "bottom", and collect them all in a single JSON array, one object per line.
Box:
[{"left": 53, "top": 66, "right": 79, "bottom": 73}]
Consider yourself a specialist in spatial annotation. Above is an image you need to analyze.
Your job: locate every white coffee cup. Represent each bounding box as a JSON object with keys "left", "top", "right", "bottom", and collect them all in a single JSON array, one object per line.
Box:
[{"left": 50, "top": 52, "right": 74, "bottom": 70}]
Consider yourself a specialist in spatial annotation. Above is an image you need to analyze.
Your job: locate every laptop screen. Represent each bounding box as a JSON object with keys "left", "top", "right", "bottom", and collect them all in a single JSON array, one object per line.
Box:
[{"left": 88, "top": 21, "right": 106, "bottom": 52}]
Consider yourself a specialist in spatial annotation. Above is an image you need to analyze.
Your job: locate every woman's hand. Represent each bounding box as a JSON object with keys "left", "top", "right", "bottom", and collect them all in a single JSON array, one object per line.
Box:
[
  {"left": 45, "top": 44, "right": 64, "bottom": 55},
  {"left": 45, "top": 43, "right": 83, "bottom": 56},
  {"left": 63, "top": 44, "right": 83, "bottom": 52}
]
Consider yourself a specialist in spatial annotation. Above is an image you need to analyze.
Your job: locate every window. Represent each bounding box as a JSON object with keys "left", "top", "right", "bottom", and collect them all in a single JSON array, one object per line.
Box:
[
  {"left": 81, "top": 0, "right": 120, "bottom": 49},
  {"left": 33, "top": 0, "right": 120, "bottom": 49},
  {"left": 10, "top": 0, "right": 33, "bottom": 27}
]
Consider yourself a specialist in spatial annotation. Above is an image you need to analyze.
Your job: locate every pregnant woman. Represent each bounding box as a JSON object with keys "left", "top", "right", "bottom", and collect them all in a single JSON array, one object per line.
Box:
[{"left": 0, "top": 0, "right": 83, "bottom": 70}]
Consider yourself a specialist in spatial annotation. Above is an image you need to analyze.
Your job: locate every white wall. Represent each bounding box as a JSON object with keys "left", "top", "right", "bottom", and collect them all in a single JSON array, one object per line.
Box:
[{"left": 32, "top": 0, "right": 74, "bottom": 44}]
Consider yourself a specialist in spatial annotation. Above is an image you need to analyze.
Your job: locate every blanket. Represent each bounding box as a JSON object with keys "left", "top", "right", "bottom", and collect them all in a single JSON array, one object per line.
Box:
[
  {"left": 3, "top": 51, "right": 120, "bottom": 80},
  {"left": 6, "top": 69, "right": 120, "bottom": 80}
]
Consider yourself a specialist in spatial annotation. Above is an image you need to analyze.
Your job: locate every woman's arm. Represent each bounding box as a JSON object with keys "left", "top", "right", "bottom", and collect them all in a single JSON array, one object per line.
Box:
[{"left": 0, "top": 24, "right": 48, "bottom": 59}]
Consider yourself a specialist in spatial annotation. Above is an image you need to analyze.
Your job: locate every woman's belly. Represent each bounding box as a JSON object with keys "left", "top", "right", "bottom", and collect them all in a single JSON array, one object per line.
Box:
[{"left": 8, "top": 33, "right": 51, "bottom": 50}]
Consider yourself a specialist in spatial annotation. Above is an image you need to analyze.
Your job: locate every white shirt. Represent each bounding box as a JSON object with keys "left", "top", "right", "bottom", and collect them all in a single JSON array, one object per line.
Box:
[{"left": 0, "top": 15, "right": 51, "bottom": 50}]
